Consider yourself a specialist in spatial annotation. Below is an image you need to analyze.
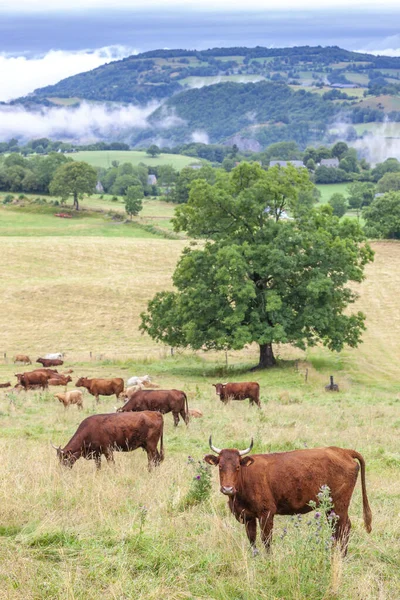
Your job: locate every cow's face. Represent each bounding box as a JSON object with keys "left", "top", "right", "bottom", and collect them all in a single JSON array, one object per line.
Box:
[
  {"left": 65, "top": 376, "right": 72, "bottom": 383},
  {"left": 75, "top": 377, "right": 86, "bottom": 387},
  {"left": 204, "top": 449, "right": 254, "bottom": 496},
  {"left": 213, "top": 383, "right": 225, "bottom": 396},
  {"left": 56, "top": 447, "right": 75, "bottom": 468}
]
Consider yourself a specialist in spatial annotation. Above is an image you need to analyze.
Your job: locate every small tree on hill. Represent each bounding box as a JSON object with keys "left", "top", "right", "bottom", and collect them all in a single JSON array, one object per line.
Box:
[
  {"left": 363, "top": 191, "right": 400, "bottom": 239},
  {"left": 146, "top": 145, "right": 161, "bottom": 158},
  {"left": 125, "top": 185, "right": 143, "bottom": 219},
  {"left": 329, "top": 193, "right": 347, "bottom": 217},
  {"left": 49, "top": 161, "right": 97, "bottom": 210},
  {"left": 141, "top": 163, "right": 373, "bottom": 369}
]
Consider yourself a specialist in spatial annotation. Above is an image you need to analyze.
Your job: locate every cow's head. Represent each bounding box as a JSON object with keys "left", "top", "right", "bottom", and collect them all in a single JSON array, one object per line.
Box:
[
  {"left": 37, "top": 358, "right": 43, "bottom": 363},
  {"left": 213, "top": 383, "right": 226, "bottom": 396},
  {"left": 51, "top": 443, "right": 75, "bottom": 468},
  {"left": 204, "top": 436, "right": 254, "bottom": 496},
  {"left": 75, "top": 377, "right": 87, "bottom": 387},
  {"left": 65, "top": 376, "right": 72, "bottom": 384}
]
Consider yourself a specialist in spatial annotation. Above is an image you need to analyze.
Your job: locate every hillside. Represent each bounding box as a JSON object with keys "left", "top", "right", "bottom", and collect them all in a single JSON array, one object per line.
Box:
[{"left": 10, "top": 45, "right": 400, "bottom": 149}]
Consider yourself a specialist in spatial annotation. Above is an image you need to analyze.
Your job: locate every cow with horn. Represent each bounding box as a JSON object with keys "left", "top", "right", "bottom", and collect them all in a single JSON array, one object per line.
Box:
[{"left": 204, "top": 437, "right": 372, "bottom": 556}]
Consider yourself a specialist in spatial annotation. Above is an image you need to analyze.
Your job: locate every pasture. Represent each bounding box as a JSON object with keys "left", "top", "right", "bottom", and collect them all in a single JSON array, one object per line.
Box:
[
  {"left": 71, "top": 150, "right": 201, "bottom": 170},
  {"left": 0, "top": 202, "right": 400, "bottom": 598}
]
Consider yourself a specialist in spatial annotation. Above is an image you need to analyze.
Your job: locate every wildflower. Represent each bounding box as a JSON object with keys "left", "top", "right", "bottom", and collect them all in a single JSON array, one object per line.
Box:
[
  {"left": 196, "top": 475, "right": 201, "bottom": 480},
  {"left": 315, "top": 512, "right": 321, "bottom": 519}
]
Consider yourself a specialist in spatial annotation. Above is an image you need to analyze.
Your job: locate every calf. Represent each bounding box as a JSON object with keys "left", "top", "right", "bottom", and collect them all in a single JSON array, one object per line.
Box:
[
  {"left": 13, "top": 355, "right": 31, "bottom": 365},
  {"left": 189, "top": 408, "right": 203, "bottom": 418},
  {"left": 213, "top": 382, "right": 260, "bottom": 407},
  {"left": 0, "top": 381, "right": 11, "bottom": 388},
  {"left": 118, "top": 389, "right": 189, "bottom": 426},
  {"left": 204, "top": 438, "right": 372, "bottom": 555},
  {"left": 76, "top": 377, "right": 124, "bottom": 403},
  {"left": 54, "top": 390, "right": 83, "bottom": 410},
  {"left": 48, "top": 375, "right": 72, "bottom": 386},
  {"left": 52, "top": 411, "right": 164, "bottom": 470}
]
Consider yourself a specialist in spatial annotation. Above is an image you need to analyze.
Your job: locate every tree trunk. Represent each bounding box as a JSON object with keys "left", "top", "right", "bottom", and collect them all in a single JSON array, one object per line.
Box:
[
  {"left": 73, "top": 191, "right": 79, "bottom": 211},
  {"left": 253, "top": 343, "right": 276, "bottom": 369}
]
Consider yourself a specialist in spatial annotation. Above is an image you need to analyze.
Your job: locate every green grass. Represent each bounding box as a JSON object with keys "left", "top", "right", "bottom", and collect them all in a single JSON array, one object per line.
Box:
[
  {"left": 0, "top": 204, "right": 162, "bottom": 238},
  {"left": 353, "top": 122, "right": 400, "bottom": 137},
  {"left": 71, "top": 150, "right": 202, "bottom": 170},
  {"left": 316, "top": 183, "right": 349, "bottom": 204}
]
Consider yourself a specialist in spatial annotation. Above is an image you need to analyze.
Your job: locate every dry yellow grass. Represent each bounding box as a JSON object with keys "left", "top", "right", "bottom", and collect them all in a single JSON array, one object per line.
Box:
[{"left": 1, "top": 237, "right": 400, "bottom": 599}]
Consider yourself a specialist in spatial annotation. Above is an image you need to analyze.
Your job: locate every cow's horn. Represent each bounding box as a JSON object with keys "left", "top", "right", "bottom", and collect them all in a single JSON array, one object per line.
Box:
[
  {"left": 209, "top": 436, "right": 221, "bottom": 454},
  {"left": 238, "top": 438, "right": 254, "bottom": 456},
  {"left": 51, "top": 442, "right": 59, "bottom": 450}
]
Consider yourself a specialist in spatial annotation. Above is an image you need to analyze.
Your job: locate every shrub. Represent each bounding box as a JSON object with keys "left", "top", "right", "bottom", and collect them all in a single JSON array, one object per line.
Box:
[
  {"left": 179, "top": 456, "right": 212, "bottom": 510},
  {"left": 3, "top": 194, "right": 13, "bottom": 204}
]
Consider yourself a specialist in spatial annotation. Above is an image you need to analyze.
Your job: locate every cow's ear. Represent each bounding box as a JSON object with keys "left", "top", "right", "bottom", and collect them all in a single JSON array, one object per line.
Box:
[
  {"left": 204, "top": 454, "right": 219, "bottom": 466},
  {"left": 212, "top": 384, "right": 216, "bottom": 388},
  {"left": 240, "top": 456, "right": 254, "bottom": 467}
]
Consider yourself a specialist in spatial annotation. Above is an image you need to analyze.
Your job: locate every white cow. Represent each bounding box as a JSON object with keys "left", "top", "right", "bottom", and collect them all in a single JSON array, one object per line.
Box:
[
  {"left": 127, "top": 374, "right": 151, "bottom": 387},
  {"left": 44, "top": 353, "right": 64, "bottom": 360}
]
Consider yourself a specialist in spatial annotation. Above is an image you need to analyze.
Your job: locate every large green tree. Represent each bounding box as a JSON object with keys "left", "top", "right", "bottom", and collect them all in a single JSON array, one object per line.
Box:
[
  {"left": 141, "top": 163, "right": 373, "bottom": 368},
  {"left": 50, "top": 161, "right": 97, "bottom": 210},
  {"left": 363, "top": 192, "right": 400, "bottom": 239}
]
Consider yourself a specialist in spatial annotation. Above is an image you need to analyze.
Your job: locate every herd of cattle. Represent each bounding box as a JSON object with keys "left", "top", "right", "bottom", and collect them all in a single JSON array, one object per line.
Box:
[{"left": 0, "top": 355, "right": 372, "bottom": 554}]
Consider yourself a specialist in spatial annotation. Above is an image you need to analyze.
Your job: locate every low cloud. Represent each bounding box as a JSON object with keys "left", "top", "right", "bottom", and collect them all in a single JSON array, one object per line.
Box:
[
  {"left": 352, "top": 122, "right": 400, "bottom": 164},
  {"left": 191, "top": 130, "right": 209, "bottom": 144},
  {"left": 0, "top": 45, "right": 136, "bottom": 102},
  {"left": 0, "top": 102, "right": 159, "bottom": 143}
]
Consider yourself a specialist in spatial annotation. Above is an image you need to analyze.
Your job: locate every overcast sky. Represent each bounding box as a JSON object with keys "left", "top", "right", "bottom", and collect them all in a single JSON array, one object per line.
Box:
[{"left": 2, "top": 0, "right": 400, "bottom": 10}]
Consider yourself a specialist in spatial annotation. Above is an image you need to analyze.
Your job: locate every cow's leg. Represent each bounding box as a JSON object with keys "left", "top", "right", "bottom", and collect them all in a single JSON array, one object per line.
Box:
[
  {"left": 180, "top": 408, "right": 189, "bottom": 425},
  {"left": 94, "top": 454, "right": 101, "bottom": 470},
  {"left": 334, "top": 512, "right": 351, "bottom": 556},
  {"left": 259, "top": 512, "right": 274, "bottom": 552},
  {"left": 244, "top": 517, "right": 259, "bottom": 556},
  {"left": 104, "top": 449, "right": 115, "bottom": 466},
  {"left": 95, "top": 394, "right": 99, "bottom": 404},
  {"left": 173, "top": 412, "right": 179, "bottom": 427}
]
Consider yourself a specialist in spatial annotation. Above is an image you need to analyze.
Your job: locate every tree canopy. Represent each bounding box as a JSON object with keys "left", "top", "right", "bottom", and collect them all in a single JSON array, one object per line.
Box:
[
  {"left": 141, "top": 162, "right": 373, "bottom": 368},
  {"left": 49, "top": 161, "right": 97, "bottom": 210}
]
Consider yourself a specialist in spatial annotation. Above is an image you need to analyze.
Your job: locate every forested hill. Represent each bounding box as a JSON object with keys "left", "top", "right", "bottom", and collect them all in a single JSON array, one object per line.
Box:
[
  {"left": 148, "top": 81, "right": 339, "bottom": 145},
  {"left": 20, "top": 44, "right": 400, "bottom": 108}
]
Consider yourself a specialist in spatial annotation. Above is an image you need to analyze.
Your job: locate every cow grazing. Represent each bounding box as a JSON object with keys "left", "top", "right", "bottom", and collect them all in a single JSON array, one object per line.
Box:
[
  {"left": 54, "top": 390, "right": 83, "bottom": 410},
  {"left": 76, "top": 377, "right": 124, "bottom": 403},
  {"left": 189, "top": 408, "right": 203, "bottom": 418},
  {"left": 0, "top": 381, "right": 11, "bottom": 388},
  {"left": 37, "top": 358, "right": 64, "bottom": 367},
  {"left": 204, "top": 438, "right": 372, "bottom": 556},
  {"left": 48, "top": 375, "right": 72, "bottom": 386},
  {"left": 13, "top": 355, "right": 31, "bottom": 365},
  {"left": 52, "top": 411, "right": 164, "bottom": 470},
  {"left": 62, "top": 369, "right": 74, "bottom": 374},
  {"left": 118, "top": 389, "right": 189, "bottom": 426},
  {"left": 213, "top": 382, "right": 260, "bottom": 407}
]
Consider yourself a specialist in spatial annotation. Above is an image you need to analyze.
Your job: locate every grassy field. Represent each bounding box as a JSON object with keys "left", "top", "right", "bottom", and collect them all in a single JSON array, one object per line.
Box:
[
  {"left": 353, "top": 122, "right": 400, "bottom": 137},
  {"left": 315, "top": 183, "right": 349, "bottom": 204},
  {"left": 181, "top": 75, "right": 265, "bottom": 87},
  {"left": 0, "top": 202, "right": 400, "bottom": 598},
  {"left": 71, "top": 151, "right": 201, "bottom": 170}
]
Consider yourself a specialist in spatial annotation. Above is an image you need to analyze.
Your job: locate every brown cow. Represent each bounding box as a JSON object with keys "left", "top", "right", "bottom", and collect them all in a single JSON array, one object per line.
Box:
[
  {"left": 0, "top": 381, "right": 11, "bottom": 388},
  {"left": 76, "top": 377, "right": 124, "bottom": 403},
  {"left": 52, "top": 411, "right": 164, "bottom": 470},
  {"left": 213, "top": 382, "right": 260, "bottom": 407},
  {"left": 19, "top": 371, "right": 50, "bottom": 391},
  {"left": 14, "top": 355, "right": 31, "bottom": 365},
  {"left": 204, "top": 438, "right": 372, "bottom": 556},
  {"left": 54, "top": 390, "right": 83, "bottom": 410},
  {"left": 37, "top": 358, "right": 64, "bottom": 367},
  {"left": 118, "top": 389, "right": 189, "bottom": 426},
  {"left": 48, "top": 375, "right": 72, "bottom": 386}
]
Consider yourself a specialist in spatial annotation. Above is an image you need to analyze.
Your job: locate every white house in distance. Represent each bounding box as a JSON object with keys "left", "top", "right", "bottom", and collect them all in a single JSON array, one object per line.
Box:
[
  {"left": 147, "top": 174, "right": 157, "bottom": 185},
  {"left": 319, "top": 158, "right": 340, "bottom": 168}
]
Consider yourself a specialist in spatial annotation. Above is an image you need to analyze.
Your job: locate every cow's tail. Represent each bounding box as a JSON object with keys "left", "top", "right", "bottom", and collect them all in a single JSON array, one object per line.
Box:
[
  {"left": 183, "top": 392, "right": 189, "bottom": 425},
  {"left": 159, "top": 415, "right": 165, "bottom": 462},
  {"left": 350, "top": 450, "right": 372, "bottom": 533}
]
